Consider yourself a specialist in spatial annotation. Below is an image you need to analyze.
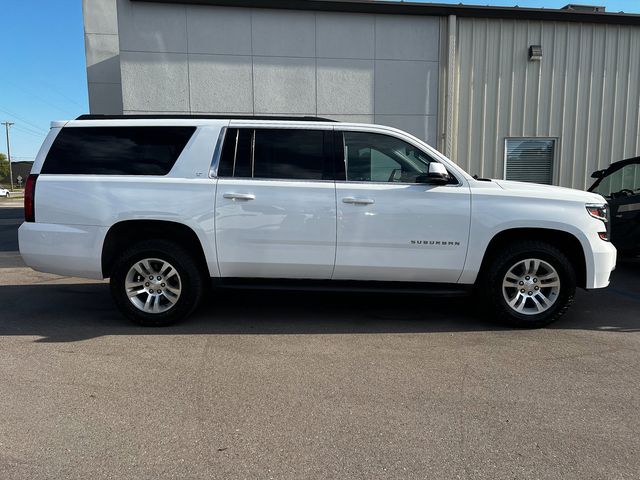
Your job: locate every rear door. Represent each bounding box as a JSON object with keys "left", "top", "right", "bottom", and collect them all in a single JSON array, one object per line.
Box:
[
  {"left": 214, "top": 126, "right": 337, "bottom": 278},
  {"left": 333, "top": 129, "right": 471, "bottom": 283}
]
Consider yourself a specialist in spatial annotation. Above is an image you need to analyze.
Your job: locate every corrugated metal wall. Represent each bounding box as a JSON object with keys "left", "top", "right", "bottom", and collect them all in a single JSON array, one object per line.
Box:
[{"left": 451, "top": 17, "right": 640, "bottom": 189}]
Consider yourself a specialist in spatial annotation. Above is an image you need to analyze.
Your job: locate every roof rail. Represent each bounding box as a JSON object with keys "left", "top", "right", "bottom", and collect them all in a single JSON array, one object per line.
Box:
[{"left": 75, "top": 114, "right": 338, "bottom": 122}]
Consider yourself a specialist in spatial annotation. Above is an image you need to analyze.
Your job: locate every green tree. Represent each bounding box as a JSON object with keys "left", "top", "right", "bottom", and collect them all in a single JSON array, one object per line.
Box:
[{"left": 0, "top": 153, "right": 9, "bottom": 178}]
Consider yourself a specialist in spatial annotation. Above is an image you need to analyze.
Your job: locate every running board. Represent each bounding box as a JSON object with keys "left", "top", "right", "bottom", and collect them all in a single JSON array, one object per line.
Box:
[{"left": 212, "top": 278, "right": 473, "bottom": 297}]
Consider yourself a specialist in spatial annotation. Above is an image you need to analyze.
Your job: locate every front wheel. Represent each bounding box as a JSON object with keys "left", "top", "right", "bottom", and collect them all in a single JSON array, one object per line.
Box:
[
  {"left": 480, "top": 241, "right": 576, "bottom": 328},
  {"left": 110, "top": 240, "right": 205, "bottom": 326}
]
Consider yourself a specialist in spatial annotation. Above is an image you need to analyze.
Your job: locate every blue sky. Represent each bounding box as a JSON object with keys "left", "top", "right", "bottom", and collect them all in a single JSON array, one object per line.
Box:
[{"left": 1, "top": 0, "right": 640, "bottom": 160}]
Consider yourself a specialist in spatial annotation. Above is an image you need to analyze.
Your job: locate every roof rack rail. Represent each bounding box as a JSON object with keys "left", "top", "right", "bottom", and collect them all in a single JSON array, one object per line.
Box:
[{"left": 75, "top": 114, "right": 338, "bottom": 122}]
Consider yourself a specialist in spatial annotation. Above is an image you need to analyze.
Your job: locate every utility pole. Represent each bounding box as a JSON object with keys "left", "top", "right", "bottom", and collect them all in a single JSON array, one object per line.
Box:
[{"left": 2, "top": 121, "right": 14, "bottom": 191}]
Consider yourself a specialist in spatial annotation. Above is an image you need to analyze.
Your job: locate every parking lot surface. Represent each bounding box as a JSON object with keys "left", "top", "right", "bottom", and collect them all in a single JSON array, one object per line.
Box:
[{"left": 0, "top": 205, "right": 638, "bottom": 479}]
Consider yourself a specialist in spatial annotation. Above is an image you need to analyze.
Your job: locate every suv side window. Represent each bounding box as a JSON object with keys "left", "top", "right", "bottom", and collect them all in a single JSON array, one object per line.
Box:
[
  {"left": 339, "top": 131, "right": 435, "bottom": 183},
  {"left": 42, "top": 126, "right": 195, "bottom": 175},
  {"left": 217, "top": 128, "right": 253, "bottom": 178},
  {"left": 217, "top": 128, "right": 333, "bottom": 180}
]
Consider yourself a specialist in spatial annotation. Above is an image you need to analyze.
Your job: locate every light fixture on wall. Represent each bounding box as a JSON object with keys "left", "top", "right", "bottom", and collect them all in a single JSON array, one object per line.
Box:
[{"left": 529, "top": 45, "right": 543, "bottom": 61}]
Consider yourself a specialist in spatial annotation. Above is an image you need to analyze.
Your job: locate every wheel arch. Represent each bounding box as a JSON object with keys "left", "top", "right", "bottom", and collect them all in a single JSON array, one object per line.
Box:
[
  {"left": 102, "top": 220, "right": 210, "bottom": 278},
  {"left": 477, "top": 228, "right": 587, "bottom": 288}
]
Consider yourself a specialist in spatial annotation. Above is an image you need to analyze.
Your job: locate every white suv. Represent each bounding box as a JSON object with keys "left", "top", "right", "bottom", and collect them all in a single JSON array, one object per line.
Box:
[{"left": 19, "top": 115, "right": 616, "bottom": 327}]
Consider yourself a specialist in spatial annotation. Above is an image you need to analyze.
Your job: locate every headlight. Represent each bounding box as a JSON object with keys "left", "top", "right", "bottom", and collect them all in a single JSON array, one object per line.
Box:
[{"left": 586, "top": 203, "right": 609, "bottom": 241}]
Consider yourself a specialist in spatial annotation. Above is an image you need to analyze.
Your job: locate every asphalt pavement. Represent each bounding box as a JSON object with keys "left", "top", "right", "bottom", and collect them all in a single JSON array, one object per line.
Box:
[{"left": 0, "top": 205, "right": 638, "bottom": 479}]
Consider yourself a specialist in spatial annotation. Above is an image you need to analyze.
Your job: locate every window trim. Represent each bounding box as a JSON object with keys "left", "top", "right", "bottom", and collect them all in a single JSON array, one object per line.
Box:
[
  {"left": 503, "top": 136, "right": 559, "bottom": 185},
  {"left": 209, "top": 126, "right": 228, "bottom": 178}
]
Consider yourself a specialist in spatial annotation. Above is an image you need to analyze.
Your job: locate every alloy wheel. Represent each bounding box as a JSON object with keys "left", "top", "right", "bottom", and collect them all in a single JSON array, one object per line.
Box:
[
  {"left": 125, "top": 258, "right": 182, "bottom": 314},
  {"left": 501, "top": 258, "right": 561, "bottom": 315}
]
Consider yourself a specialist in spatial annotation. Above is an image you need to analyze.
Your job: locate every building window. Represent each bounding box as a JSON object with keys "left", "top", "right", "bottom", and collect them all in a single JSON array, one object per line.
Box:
[{"left": 504, "top": 138, "right": 555, "bottom": 185}]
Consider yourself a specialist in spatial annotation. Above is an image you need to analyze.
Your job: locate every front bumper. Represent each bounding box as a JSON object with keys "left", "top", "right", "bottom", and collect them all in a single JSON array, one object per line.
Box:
[{"left": 586, "top": 239, "right": 617, "bottom": 289}]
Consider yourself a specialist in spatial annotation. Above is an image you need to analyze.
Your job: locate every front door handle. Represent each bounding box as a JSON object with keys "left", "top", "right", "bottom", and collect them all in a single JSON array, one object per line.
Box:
[
  {"left": 342, "top": 197, "right": 375, "bottom": 205},
  {"left": 223, "top": 193, "right": 256, "bottom": 201}
]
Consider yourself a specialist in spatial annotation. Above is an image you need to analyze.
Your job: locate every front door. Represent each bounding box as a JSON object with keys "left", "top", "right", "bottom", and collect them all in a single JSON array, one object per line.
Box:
[
  {"left": 590, "top": 160, "right": 640, "bottom": 252},
  {"left": 333, "top": 130, "right": 471, "bottom": 283},
  {"left": 215, "top": 127, "right": 337, "bottom": 278}
]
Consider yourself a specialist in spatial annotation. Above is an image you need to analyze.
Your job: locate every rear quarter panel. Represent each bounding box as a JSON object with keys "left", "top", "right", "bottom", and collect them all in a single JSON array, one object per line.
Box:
[{"left": 31, "top": 124, "right": 223, "bottom": 277}]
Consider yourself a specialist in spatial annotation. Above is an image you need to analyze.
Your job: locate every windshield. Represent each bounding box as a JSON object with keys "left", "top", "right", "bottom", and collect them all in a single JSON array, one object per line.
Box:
[{"left": 592, "top": 163, "right": 640, "bottom": 198}]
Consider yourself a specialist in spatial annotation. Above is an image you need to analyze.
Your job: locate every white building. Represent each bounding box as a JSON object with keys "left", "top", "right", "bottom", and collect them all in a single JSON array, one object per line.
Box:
[{"left": 83, "top": 0, "right": 640, "bottom": 189}]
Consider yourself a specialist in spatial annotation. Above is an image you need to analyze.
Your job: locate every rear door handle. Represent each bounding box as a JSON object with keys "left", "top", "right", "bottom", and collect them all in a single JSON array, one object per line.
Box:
[
  {"left": 223, "top": 193, "right": 255, "bottom": 201},
  {"left": 342, "top": 197, "right": 375, "bottom": 205}
]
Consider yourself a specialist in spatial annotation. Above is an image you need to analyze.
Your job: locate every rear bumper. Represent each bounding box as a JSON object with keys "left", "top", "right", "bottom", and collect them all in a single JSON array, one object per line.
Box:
[{"left": 18, "top": 222, "right": 107, "bottom": 280}]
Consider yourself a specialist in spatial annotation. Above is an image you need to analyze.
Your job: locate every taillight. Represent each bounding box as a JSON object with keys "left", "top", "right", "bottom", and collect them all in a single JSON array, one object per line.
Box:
[{"left": 24, "top": 174, "right": 38, "bottom": 222}]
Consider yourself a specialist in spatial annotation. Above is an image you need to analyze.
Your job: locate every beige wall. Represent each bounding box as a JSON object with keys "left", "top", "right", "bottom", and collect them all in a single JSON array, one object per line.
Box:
[{"left": 450, "top": 17, "right": 640, "bottom": 189}]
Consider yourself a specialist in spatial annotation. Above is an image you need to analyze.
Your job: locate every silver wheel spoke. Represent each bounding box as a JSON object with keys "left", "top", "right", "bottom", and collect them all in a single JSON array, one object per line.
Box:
[
  {"left": 133, "top": 262, "right": 147, "bottom": 277},
  {"left": 152, "top": 296, "right": 160, "bottom": 313},
  {"left": 144, "top": 294, "right": 153, "bottom": 311},
  {"left": 538, "top": 272, "right": 557, "bottom": 281},
  {"left": 127, "top": 287, "right": 147, "bottom": 298},
  {"left": 536, "top": 291, "right": 551, "bottom": 306},
  {"left": 126, "top": 280, "right": 145, "bottom": 289},
  {"left": 159, "top": 261, "right": 169, "bottom": 275},
  {"left": 530, "top": 259, "right": 540, "bottom": 275},
  {"left": 143, "top": 259, "right": 156, "bottom": 274},
  {"left": 530, "top": 295, "right": 544, "bottom": 312},
  {"left": 164, "top": 266, "right": 178, "bottom": 280},
  {"left": 508, "top": 294, "right": 526, "bottom": 312},
  {"left": 164, "top": 292, "right": 179, "bottom": 304},
  {"left": 165, "top": 285, "right": 180, "bottom": 296},
  {"left": 504, "top": 272, "right": 520, "bottom": 284}
]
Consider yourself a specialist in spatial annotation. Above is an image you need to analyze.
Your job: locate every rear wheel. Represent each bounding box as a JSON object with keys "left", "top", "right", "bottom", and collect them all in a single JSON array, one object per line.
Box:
[
  {"left": 110, "top": 240, "right": 204, "bottom": 326},
  {"left": 480, "top": 241, "right": 576, "bottom": 328}
]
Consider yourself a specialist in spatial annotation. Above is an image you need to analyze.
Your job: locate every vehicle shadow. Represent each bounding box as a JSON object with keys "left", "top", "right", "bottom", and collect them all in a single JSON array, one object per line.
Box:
[{"left": 0, "top": 280, "right": 638, "bottom": 342}]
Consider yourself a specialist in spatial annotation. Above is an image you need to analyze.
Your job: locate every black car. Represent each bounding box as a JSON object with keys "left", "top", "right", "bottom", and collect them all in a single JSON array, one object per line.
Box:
[{"left": 589, "top": 157, "right": 640, "bottom": 255}]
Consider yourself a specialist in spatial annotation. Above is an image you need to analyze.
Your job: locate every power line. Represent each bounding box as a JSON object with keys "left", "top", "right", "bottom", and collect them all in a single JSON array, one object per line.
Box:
[
  {"left": 39, "top": 81, "right": 87, "bottom": 110},
  {"left": 1, "top": 79, "right": 78, "bottom": 116},
  {"left": 0, "top": 107, "right": 48, "bottom": 135},
  {"left": 13, "top": 125, "right": 46, "bottom": 138}
]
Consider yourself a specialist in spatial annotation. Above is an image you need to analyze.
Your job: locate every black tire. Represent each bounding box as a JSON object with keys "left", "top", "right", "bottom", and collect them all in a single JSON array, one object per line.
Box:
[
  {"left": 110, "top": 239, "right": 205, "bottom": 326},
  {"left": 479, "top": 241, "right": 576, "bottom": 328}
]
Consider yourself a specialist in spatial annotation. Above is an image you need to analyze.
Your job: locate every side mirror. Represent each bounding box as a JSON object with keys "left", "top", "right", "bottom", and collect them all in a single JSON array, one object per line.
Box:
[
  {"left": 416, "top": 163, "right": 449, "bottom": 185},
  {"left": 591, "top": 169, "right": 606, "bottom": 179}
]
